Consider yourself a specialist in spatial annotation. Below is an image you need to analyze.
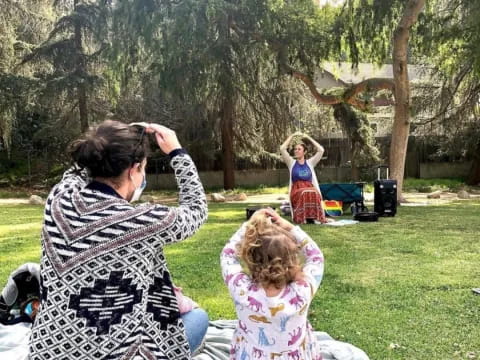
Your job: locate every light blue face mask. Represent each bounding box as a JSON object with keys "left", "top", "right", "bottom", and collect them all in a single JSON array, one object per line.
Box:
[{"left": 130, "top": 174, "right": 146, "bottom": 202}]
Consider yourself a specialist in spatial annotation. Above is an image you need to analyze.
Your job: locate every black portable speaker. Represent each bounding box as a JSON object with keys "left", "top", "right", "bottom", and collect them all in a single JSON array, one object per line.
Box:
[
  {"left": 374, "top": 166, "right": 397, "bottom": 217},
  {"left": 246, "top": 207, "right": 260, "bottom": 220}
]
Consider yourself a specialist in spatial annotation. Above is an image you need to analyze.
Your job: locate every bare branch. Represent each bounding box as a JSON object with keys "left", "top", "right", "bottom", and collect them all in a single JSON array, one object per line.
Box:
[{"left": 343, "top": 78, "right": 395, "bottom": 102}]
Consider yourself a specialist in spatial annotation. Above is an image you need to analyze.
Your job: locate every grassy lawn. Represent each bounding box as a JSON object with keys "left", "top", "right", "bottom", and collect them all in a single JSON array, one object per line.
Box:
[{"left": 0, "top": 201, "right": 479, "bottom": 359}]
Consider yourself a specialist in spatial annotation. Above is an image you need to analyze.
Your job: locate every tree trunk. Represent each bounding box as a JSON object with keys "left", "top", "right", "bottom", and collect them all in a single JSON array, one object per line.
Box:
[
  {"left": 78, "top": 84, "right": 88, "bottom": 133},
  {"left": 389, "top": 0, "right": 425, "bottom": 202},
  {"left": 350, "top": 146, "right": 360, "bottom": 181},
  {"left": 221, "top": 97, "right": 235, "bottom": 190},
  {"left": 219, "top": 14, "right": 235, "bottom": 190},
  {"left": 466, "top": 141, "right": 480, "bottom": 185},
  {"left": 74, "top": 0, "right": 88, "bottom": 132},
  {"left": 333, "top": 103, "right": 362, "bottom": 181}
]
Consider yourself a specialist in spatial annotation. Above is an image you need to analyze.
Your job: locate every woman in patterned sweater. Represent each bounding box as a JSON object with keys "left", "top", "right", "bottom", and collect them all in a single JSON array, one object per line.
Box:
[
  {"left": 221, "top": 209, "right": 324, "bottom": 360},
  {"left": 29, "top": 121, "right": 208, "bottom": 359}
]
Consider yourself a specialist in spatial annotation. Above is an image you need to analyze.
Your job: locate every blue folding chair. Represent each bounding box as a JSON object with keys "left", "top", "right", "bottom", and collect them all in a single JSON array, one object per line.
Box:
[{"left": 319, "top": 182, "right": 368, "bottom": 214}]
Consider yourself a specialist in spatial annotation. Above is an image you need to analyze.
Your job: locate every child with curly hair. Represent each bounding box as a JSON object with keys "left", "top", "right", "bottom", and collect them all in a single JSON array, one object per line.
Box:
[{"left": 220, "top": 208, "right": 324, "bottom": 360}]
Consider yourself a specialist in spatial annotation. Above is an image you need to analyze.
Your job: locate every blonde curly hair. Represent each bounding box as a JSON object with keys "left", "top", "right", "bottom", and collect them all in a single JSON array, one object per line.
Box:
[{"left": 238, "top": 212, "right": 302, "bottom": 289}]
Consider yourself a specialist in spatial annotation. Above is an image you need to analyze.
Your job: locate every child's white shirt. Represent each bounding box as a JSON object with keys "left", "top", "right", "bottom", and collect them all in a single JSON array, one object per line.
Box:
[{"left": 220, "top": 225, "right": 324, "bottom": 360}]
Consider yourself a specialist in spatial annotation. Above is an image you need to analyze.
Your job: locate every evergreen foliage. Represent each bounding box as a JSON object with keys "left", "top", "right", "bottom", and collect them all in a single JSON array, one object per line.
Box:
[{"left": 0, "top": 0, "right": 478, "bottom": 186}]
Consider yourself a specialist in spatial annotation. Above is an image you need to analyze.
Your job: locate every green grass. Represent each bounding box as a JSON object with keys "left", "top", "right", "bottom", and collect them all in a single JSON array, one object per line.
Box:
[
  {"left": 0, "top": 205, "right": 44, "bottom": 281},
  {"left": 0, "top": 201, "right": 479, "bottom": 359}
]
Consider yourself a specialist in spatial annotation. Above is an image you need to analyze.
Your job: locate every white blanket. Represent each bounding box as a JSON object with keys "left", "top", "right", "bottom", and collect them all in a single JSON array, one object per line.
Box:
[
  {"left": 0, "top": 320, "right": 369, "bottom": 360},
  {"left": 324, "top": 220, "right": 359, "bottom": 226},
  {"left": 0, "top": 323, "right": 31, "bottom": 360},
  {"left": 196, "top": 320, "right": 369, "bottom": 360}
]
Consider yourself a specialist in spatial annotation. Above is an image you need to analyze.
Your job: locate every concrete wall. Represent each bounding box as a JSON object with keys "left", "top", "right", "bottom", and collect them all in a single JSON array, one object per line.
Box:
[
  {"left": 314, "top": 72, "right": 343, "bottom": 89},
  {"left": 147, "top": 167, "right": 353, "bottom": 190},
  {"left": 147, "top": 169, "right": 289, "bottom": 190},
  {"left": 318, "top": 167, "right": 352, "bottom": 183},
  {"left": 419, "top": 161, "right": 472, "bottom": 179},
  {"left": 147, "top": 162, "right": 471, "bottom": 190}
]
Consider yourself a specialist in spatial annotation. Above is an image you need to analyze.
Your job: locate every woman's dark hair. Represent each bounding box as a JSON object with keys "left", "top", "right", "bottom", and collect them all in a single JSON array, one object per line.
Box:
[
  {"left": 292, "top": 142, "right": 308, "bottom": 157},
  {"left": 69, "top": 120, "right": 149, "bottom": 178},
  {"left": 296, "top": 143, "right": 307, "bottom": 153}
]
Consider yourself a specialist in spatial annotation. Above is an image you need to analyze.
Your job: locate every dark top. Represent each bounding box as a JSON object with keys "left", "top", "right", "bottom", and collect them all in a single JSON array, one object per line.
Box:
[{"left": 291, "top": 161, "right": 312, "bottom": 183}]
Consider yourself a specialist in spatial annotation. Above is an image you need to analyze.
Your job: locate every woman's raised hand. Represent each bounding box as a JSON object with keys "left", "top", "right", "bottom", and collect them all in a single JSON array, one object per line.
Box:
[
  {"left": 148, "top": 124, "right": 182, "bottom": 154},
  {"left": 131, "top": 123, "right": 181, "bottom": 154}
]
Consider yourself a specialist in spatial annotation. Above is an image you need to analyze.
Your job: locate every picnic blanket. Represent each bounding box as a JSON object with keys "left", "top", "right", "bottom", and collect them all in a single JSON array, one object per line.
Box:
[
  {"left": 0, "top": 322, "right": 31, "bottom": 360},
  {"left": 324, "top": 220, "right": 359, "bottom": 226},
  {"left": 0, "top": 320, "right": 369, "bottom": 360},
  {"left": 195, "top": 320, "right": 369, "bottom": 360}
]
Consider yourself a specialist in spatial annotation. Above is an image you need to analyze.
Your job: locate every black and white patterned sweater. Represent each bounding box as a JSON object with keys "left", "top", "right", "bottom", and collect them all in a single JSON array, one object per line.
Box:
[{"left": 29, "top": 153, "right": 208, "bottom": 360}]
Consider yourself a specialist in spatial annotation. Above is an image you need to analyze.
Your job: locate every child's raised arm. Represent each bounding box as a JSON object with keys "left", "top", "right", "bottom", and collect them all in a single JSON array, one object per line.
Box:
[
  {"left": 220, "top": 224, "right": 251, "bottom": 298},
  {"left": 291, "top": 226, "right": 324, "bottom": 293}
]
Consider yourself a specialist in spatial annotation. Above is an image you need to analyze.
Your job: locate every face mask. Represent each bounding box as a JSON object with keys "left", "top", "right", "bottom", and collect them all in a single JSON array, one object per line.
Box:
[{"left": 130, "top": 173, "right": 146, "bottom": 202}]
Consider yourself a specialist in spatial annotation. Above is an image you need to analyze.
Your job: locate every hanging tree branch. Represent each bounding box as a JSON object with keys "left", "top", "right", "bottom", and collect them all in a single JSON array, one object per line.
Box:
[
  {"left": 229, "top": 21, "right": 394, "bottom": 112},
  {"left": 276, "top": 47, "right": 394, "bottom": 111}
]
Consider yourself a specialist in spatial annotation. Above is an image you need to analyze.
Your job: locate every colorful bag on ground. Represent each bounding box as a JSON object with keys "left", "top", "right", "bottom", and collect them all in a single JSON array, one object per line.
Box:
[{"left": 323, "top": 200, "right": 343, "bottom": 217}]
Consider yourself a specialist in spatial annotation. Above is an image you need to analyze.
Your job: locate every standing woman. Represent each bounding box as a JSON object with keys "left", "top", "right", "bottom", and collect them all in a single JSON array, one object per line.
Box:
[
  {"left": 280, "top": 132, "right": 329, "bottom": 224},
  {"left": 29, "top": 120, "right": 208, "bottom": 359}
]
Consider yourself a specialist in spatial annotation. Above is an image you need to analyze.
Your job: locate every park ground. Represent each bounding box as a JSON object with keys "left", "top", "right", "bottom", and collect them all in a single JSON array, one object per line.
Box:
[{"left": 0, "top": 185, "right": 479, "bottom": 359}]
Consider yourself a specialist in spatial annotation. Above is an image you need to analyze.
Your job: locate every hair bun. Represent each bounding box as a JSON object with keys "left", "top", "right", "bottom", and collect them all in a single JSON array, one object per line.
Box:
[
  {"left": 88, "top": 136, "right": 107, "bottom": 162},
  {"left": 70, "top": 136, "right": 108, "bottom": 172},
  {"left": 68, "top": 120, "right": 149, "bottom": 178}
]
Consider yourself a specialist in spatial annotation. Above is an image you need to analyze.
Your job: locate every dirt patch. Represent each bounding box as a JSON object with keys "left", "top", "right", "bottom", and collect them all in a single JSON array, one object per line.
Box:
[
  {"left": 1, "top": 191, "right": 478, "bottom": 207},
  {"left": 211, "top": 191, "right": 480, "bottom": 206},
  {"left": 401, "top": 191, "right": 480, "bottom": 206},
  {"left": 0, "top": 199, "right": 30, "bottom": 205}
]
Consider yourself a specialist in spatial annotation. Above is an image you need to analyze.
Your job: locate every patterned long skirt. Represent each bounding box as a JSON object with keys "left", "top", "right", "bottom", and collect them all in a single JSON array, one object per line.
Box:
[{"left": 291, "top": 180, "right": 327, "bottom": 224}]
